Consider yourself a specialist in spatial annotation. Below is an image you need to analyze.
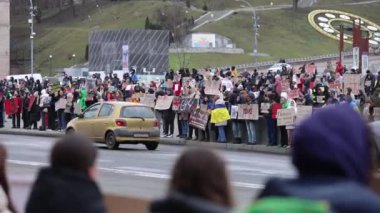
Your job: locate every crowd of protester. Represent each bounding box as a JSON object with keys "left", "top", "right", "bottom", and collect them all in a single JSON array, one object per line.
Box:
[
  {"left": 0, "top": 104, "right": 379, "bottom": 212},
  {"left": 2, "top": 61, "right": 380, "bottom": 149}
]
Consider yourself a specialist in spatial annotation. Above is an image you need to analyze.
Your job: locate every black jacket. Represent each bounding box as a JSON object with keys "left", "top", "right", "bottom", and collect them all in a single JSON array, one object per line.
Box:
[
  {"left": 26, "top": 167, "right": 106, "bottom": 213},
  {"left": 150, "top": 193, "right": 229, "bottom": 213}
]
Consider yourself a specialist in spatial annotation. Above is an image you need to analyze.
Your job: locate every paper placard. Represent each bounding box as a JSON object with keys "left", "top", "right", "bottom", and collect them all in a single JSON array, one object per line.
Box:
[
  {"left": 344, "top": 74, "right": 361, "bottom": 95},
  {"left": 154, "top": 96, "right": 174, "bottom": 110},
  {"left": 140, "top": 94, "right": 156, "bottom": 108},
  {"left": 238, "top": 104, "right": 259, "bottom": 120},
  {"left": 189, "top": 110, "right": 210, "bottom": 131},
  {"left": 230, "top": 105, "right": 238, "bottom": 119},
  {"left": 277, "top": 108, "right": 296, "bottom": 126},
  {"left": 204, "top": 79, "right": 221, "bottom": 95},
  {"left": 261, "top": 103, "right": 270, "bottom": 113}
]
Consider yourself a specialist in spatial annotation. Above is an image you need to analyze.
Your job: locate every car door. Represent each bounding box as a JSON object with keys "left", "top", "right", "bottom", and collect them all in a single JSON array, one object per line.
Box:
[
  {"left": 75, "top": 103, "right": 101, "bottom": 138},
  {"left": 92, "top": 103, "right": 115, "bottom": 141}
]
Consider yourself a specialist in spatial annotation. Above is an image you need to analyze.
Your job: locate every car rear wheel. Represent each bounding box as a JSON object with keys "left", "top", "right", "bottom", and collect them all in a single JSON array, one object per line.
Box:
[
  {"left": 66, "top": 128, "right": 75, "bottom": 135},
  {"left": 145, "top": 142, "right": 158, "bottom": 151},
  {"left": 106, "top": 132, "right": 119, "bottom": 150}
]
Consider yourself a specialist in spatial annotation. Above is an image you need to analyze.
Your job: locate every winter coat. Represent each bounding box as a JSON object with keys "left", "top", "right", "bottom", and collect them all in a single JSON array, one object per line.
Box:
[
  {"left": 150, "top": 193, "right": 229, "bottom": 213},
  {"left": 26, "top": 167, "right": 106, "bottom": 213}
]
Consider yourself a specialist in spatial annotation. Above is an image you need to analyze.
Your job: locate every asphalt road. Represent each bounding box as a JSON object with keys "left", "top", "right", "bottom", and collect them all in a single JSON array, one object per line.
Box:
[{"left": 2, "top": 134, "right": 294, "bottom": 212}]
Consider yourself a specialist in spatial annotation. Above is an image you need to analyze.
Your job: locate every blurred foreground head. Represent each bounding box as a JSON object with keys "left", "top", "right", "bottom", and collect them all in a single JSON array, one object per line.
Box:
[
  {"left": 292, "top": 104, "right": 372, "bottom": 184},
  {"left": 51, "top": 134, "right": 98, "bottom": 178},
  {"left": 169, "top": 148, "right": 233, "bottom": 207}
]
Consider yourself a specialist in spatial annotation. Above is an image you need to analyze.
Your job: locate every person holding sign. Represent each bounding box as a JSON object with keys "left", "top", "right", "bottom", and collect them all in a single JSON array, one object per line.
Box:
[{"left": 210, "top": 99, "right": 230, "bottom": 143}]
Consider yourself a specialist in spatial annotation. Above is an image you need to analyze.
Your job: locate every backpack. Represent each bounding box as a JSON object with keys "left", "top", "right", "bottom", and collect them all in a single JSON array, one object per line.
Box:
[{"left": 239, "top": 197, "right": 331, "bottom": 213}]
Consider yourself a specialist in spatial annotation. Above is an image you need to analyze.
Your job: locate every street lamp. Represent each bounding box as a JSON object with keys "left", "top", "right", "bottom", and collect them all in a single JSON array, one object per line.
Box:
[
  {"left": 72, "top": 53, "right": 76, "bottom": 66},
  {"left": 236, "top": 0, "right": 259, "bottom": 68},
  {"left": 48, "top": 55, "right": 53, "bottom": 76},
  {"left": 28, "top": 0, "right": 37, "bottom": 75}
]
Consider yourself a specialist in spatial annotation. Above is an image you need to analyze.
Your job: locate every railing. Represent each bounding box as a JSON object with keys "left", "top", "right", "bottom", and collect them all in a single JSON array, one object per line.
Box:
[{"left": 233, "top": 51, "right": 354, "bottom": 70}]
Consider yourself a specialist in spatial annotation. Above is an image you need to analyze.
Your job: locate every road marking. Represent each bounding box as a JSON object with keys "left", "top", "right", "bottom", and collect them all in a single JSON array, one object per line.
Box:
[{"left": 7, "top": 160, "right": 265, "bottom": 189}]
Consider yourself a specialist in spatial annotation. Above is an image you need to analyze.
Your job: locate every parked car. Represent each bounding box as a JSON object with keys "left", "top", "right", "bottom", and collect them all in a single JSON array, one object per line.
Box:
[
  {"left": 268, "top": 63, "right": 292, "bottom": 73},
  {"left": 66, "top": 102, "right": 160, "bottom": 150}
]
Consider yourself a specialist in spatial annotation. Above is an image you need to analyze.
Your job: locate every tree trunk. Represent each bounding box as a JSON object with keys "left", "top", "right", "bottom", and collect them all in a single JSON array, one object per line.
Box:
[{"left": 293, "top": 0, "right": 298, "bottom": 10}]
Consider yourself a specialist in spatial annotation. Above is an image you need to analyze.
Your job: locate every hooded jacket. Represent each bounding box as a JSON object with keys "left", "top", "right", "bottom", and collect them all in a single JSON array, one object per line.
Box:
[
  {"left": 26, "top": 167, "right": 106, "bottom": 213},
  {"left": 258, "top": 105, "right": 380, "bottom": 213},
  {"left": 150, "top": 193, "right": 229, "bottom": 213}
]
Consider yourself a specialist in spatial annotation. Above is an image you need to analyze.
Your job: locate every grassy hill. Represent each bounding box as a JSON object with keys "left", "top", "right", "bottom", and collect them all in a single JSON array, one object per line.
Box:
[
  {"left": 188, "top": 1, "right": 380, "bottom": 69},
  {"left": 25, "top": 0, "right": 380, "bottom": 73}
]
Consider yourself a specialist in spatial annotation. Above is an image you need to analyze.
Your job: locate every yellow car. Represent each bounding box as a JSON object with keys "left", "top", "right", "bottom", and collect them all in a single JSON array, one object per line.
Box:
[{"left": 66, "top": 102, "right": 160, "bottom": 150}]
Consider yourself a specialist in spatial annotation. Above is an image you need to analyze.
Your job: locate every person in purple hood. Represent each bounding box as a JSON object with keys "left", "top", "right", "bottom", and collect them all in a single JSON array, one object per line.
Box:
[{"left": 257, "top": 104, "right": 380, "bottom": 213}]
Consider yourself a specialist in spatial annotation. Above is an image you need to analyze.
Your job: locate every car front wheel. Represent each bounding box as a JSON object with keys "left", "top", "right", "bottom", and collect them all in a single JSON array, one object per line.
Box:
[
  {"left": 106, "top": 132, "right": 119, "bottom": 150},
  {"left": 145, "top": 142, "right": 158, "bottom": 151}
]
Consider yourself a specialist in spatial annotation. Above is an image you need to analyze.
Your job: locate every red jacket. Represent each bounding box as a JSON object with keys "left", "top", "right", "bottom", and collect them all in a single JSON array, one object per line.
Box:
[
  {"left": 271, "top": 103, "right": 283, "bottom": 119},
  {"left": 172, "top": 82, "right": 181, "bottom": 97}
]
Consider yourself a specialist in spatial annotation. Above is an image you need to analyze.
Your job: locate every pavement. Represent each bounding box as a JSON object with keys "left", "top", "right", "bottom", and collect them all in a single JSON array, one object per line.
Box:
[
  {"left": 0, "top": 118, "right": 290, "bottom": 155},
  {"left": 3, "top": 134, "right": 294, "bottom": 213}
]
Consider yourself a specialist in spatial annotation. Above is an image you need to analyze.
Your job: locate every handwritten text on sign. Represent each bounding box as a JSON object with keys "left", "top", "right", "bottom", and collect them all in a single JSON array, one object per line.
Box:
[
  {"left": 238, "top": 104, "right": 259, "bottom": 120},
  {"left": 140, "top": 94, "right": 156, "bottom": 108},
  {"left": 189, "top": 110, "right": 210, "bottom": 131},
  {"left": 277, "top": 108, "right": 296, "bottom": 126},
  {"left": 204, "top": 80, "right": 221, "bottom": 96}
]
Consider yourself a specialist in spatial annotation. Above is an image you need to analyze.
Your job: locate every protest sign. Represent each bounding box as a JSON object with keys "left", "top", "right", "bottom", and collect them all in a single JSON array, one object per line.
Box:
[
  {"left": 306, "top": 64, "right": 316, "bottom": 74},
  {"left": 296, "top": 105, "right": 313, "bottom": 124},
  {"left": 86, "top": 79, "right": 96, "bottom": 91},
  {"left": 205, "top": 79, "right": 221, "bottom": 95},
  {"left": 140, "top": 94, "right": 156, "bottom": 108},
  {"left": 374, "top": 107, "right": 380, "bottom": 121},
  {"left": 200, "top": 104, "right": 208, "bottom": 112},
  {"left": 344, "top": 74, "right": 361, "bottom": 95},
  {"left": 277, "top": 108, "right": 296, "bottom": 126},
  {"left": 328, "top": 82, "right": 342, "bottom": 90},
  {"left": 172, "top": 97, "right": 181, "bottom": 111},
  {"left": 222, "top": 79, "right": 234, "bottom": 92},
  {"left": 261, "top": 103, "right": 270, "bottom": 114},
  {"left": 238, "top": 104, "right": 259, "bottom": 120},
  {"left": 230, "top": 105, "right": 238, "bottom": 119},
  {"left": 154, "top": 96, "right": 174, "bottom": 110},
  {"left": 189, "top": 110, "right": 210, "bottom": 131},
  {"left": 287, "top": 89, "right": 299, "bottom": 99},
  {"left": 179, "top": 98, "right": 198, "bottom": 113}
]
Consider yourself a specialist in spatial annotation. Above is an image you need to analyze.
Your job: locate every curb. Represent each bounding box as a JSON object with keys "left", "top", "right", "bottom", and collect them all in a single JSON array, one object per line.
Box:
[{"left": 0, "top": 129, "right": 289, "bottom": 155}]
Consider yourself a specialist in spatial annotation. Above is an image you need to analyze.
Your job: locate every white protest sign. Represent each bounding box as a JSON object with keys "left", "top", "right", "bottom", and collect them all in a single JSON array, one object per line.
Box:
[
  {"left": 261, "top": 103, "right": 270, "bottom": 114},
  {"left": 140, "top": 94, "right": 156, "bottom": 108},
  {"left": 344, "top": 74, "right": 361, "bottom": 95},
  {"left": 154, "top": 96, "right": 174, "bottom": 110},
  {"left": 238, "top": 104, "right": 259, "bottom": 120},
  {"left": 222, "top": 79, "right": 234, "bottom": 92},
  {"left": 277, "top": 108, "right": 296, "bottom": 126},
  {"left": 205, "top": 79, "right": 221, "bottom": 95},
  {"left": 230, "top": 105, "right": 238, "bottom": 119}
]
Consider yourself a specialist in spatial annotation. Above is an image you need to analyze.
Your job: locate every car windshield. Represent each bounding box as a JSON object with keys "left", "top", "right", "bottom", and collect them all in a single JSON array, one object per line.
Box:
[{"left": 120, "top": 106, "right": 155, "bottom": 118}]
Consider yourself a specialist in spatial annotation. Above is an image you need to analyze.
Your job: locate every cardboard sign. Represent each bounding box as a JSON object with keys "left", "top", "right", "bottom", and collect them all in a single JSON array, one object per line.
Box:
[
  {"left": 154, "top": 96, "right": 174, "bottom": 110},
  {"left": 179, "top": 98, "right": 198, "bottom": 113},
  {"left": 296, "top": 105, "right": 313, "bottom": 124},
  {"left": 238, "top": 104, "right": 259, "bottom": 120},
  {"left": 306, "top": 64, "right": 316, "bottom": 74},
  {"left": 200, "top": 104, "right": 208, "bottom": 112},
  {"left": 189, "top": 110, "right": 210, "bottom": 131},
  {"left": 172, "top": 97, "right": 181, "bottom": 111},
  {"left": 328, "top": 82, "right": 342, "bottom": 90},
  {"left": 261, "top": 103, "right": 271, "bottom": 114},
  {"left": 230, "top": 105, "right": 238, "bottom": 119},
  {"left": 344, "top": 74, "right": 361, "bottom": 95},
  {"left": 277, "top": 108, "right": 296, "bottom": 126},
  {"left": 140, "top": 94, "right": 156, "bottom": 108},
  {"left": 204, "top": 79, "right": 221, "bottom": 95}
]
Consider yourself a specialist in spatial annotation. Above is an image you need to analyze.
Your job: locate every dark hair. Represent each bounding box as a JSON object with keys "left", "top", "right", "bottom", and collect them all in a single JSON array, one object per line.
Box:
[
  {"left": 50, "top": 135, "right": 97, "bottom": 173},
  {"left": 0, "top": 144, "right": 16, "bottom": 212},
  {"left": 169, "top": 148, "right": 233, "bottom": 207}
]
